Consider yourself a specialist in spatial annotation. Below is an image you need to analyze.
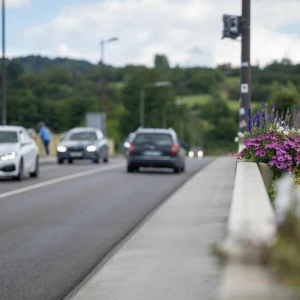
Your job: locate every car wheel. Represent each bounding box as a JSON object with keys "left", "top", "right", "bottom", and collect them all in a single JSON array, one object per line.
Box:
[
  {"left": 127, "top": 165, "right": 136, "bottom": 173},
  {"left": 30, "top": 156, "right": 39, "bottom": 178},
  {"left": 58, "top": 158, "right": 64, "bottom": 164},
  {"left": 93, "top": 158, "right": 100, "bottom": 164},
  {"left": 102, "top": 147, "right": 109, "bottom": 163},
  {"left": 68, "top": 159, "right": 73, "bottom": 164},
  {"left": 15, "top": 159, "right": 24, "bottom": 181},
  {"left": 174, "top": 166, "right": 181, "bottom": 174}
]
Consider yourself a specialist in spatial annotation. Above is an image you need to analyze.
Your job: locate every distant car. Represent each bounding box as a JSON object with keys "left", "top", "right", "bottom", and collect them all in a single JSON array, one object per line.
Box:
[
  {"left": 57, "top": 127, "right": 109, "bottom": 164},
  {"left": 188, "top": 147, "right": 204, "bottom": 158},
  {"left": 0, "top": 126, "right": 39, "bottom": 180},
  {"left": 127, "top": 128, "right": 185, "bottom": 173}
]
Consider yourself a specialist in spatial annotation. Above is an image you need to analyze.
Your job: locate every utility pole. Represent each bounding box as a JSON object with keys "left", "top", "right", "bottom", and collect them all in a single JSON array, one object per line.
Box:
[
  {"left": 1, "top": 0, "right": 6, "bottom": 125},
  {"left": 99, "top": 37, "right": 118, "bottom": 134},
  {"left": 100, "top": 40, "right": 105, "bottom": 133},
  {"left": 140, "top": 86, "right": 145, "bottom": 127},
  {"left": 240, "top": 0, "right": 251, "bottom": 132},
  {"left": 222, "top": 0, "right": 251, "bottom": 133}
]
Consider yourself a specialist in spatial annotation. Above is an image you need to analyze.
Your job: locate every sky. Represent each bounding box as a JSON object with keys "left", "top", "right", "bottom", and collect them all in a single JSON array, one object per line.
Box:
[{"left": 5, "top": 0, "right": 300, "bottom": 68}]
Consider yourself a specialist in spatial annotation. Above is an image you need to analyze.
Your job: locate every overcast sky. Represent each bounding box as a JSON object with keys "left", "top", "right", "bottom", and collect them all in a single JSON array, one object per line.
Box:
[{"left": 5, "top": 0, "right": 300, "bottom": 67}]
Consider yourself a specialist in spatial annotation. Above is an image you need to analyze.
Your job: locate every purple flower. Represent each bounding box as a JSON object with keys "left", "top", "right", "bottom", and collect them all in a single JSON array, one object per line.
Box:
[
  {"left": 276, "top": 148, "right": 287, "bottom": 155},
  {"left": 266, "top": 143, "right": 278, "bottom": 149},
  {"left": 284, "top": 155, "right": 293, "bottom": 161},
  {"left": 276, "top": 162, "right": 288, "bottom": 170},
  {"left": 262, "top": 112, "right": 266, "bottom": 129},
  {"left": 248, "top": 108, "right": 252, "bottom": 132},
  {"left": 255, "top": 112, "right": 260, "bottom": 129},
  {"left": 286, "top": 141, "right": 297, "bottom": 149},
  {"left": 255, "top": 150, "right": 266, "bottom": 157},
  {"left": 244, "top": 140, "right": 259, "bottom": 147},
  {"left": 277, "top": 155, "right": 286, "bottom": 162}
]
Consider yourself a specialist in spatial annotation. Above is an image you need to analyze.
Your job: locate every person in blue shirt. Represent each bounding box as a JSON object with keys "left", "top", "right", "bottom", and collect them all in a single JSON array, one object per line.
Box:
[{"left": 39, "top": 122, "right": 51, "bottom": 156}]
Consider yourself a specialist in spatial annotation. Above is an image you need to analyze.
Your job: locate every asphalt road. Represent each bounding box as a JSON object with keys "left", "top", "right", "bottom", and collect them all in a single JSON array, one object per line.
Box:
[{"left": 0, "top": 157, "right": 214, "bottom": 300}]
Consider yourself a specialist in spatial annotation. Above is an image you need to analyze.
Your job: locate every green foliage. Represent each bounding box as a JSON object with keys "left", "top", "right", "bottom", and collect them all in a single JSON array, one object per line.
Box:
[
  {"left": 196, "top": 94, "right": 237, "bottom": 153},
  {"left": 268, "top": 82, "right": 300, "bottom": 114},
  {"left": 14, "top": 55, "right": 93, "bottom": 74},
  {"left": 177, "top": 94, "right": 211, "bottom": 107},
  {"left": 154, "top": 54, "right": 170, "bottom": 78},
  {"left": 120, "top": 68, "right": 174, "bottom": 136},
  {"left": 3, "top": 54, "right": 300, "bottom": 155}
]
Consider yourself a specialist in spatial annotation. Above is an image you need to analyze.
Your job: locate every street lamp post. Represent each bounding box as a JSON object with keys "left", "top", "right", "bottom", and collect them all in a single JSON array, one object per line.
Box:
[
  {"left": 1, "top": 0, "right": 6, "bottom": 125},
  {"left": 140, "top": 81, "right": 171, "bottom": 127},
  {"left": 162, "top": 99, "right": 185, "bottom": 128},
  {"left": 99, "top": 37, "right": 118, "bottom": 134}
]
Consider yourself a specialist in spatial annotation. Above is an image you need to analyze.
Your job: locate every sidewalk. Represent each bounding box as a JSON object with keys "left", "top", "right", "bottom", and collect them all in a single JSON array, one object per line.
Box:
[
  {"left": 69, "top": 157, "right": 236, "bottom": 300},
  {"left": 40, "top": 156, "right": 56, "bottom": 165}
]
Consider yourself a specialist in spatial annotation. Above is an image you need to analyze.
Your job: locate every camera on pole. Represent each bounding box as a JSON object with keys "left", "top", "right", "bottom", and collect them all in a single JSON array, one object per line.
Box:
[{"left": 222, "top": 14, "right": 241, "bottom": 39}]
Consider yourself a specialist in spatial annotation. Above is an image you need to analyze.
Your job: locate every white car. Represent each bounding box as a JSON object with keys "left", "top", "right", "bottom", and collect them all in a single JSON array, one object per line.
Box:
[{"left": 0, "top": 126, "right": 39, "bottom": 180}]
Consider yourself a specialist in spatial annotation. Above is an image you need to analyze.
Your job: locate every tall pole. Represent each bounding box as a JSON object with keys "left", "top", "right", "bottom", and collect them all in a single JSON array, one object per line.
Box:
[
  {"left": 239, "top": 0, "right": 251, "bottom": 132},
  {"left": 180, "top": 119, "right": 184, "bottom": 142},
  {"left": 162, "top": 104, "right": 167, "bottom": 128},
  {"left": 140, "top": 87, "right": 145, "bottom": 127},
  {"left": 100, "top": 40, "right": 105, "bottom": 133},
  {"left": 1, "top": 0, "right": 6, "bottom": 125}
]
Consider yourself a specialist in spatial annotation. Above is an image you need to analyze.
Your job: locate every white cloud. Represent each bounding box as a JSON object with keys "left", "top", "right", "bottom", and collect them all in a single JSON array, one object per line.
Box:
[
  {"left": 12, "top": 0, "right": 300, "bottom": 67},
  {"left": 7, "top": 0, "right": 32, "bottom": 8}
]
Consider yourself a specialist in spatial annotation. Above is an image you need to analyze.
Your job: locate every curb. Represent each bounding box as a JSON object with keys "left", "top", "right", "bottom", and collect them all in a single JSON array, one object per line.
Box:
[{"left": 40, "top": 157, "right": 56, "bottom": 165}]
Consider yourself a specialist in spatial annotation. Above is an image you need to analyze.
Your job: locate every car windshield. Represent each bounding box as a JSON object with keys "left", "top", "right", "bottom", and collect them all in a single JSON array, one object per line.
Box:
[
  {"left": 67, "top": 131, "right": 97, "bottom": 141},
  {"left": 0, "top": 131, "right": 18, "bottom": 143},
  {"left": 134, "top": 133, "right": 173, "bottom": 146}
]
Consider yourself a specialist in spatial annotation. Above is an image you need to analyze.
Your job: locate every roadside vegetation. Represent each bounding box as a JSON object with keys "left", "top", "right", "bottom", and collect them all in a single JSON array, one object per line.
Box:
[{"left": 4, "top": 55, "right": 300, "bottom": 154}]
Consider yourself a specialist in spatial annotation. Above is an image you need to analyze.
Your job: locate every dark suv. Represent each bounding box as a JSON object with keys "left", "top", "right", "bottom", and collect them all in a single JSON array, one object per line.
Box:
[{"left": 127, "top": 128, "right": 185, "bottom": 173}]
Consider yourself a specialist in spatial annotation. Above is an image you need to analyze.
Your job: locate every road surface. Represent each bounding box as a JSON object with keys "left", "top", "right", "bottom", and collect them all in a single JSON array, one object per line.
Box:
[{"left": 0, "top": 157, "right": 213, "bottom": 300}]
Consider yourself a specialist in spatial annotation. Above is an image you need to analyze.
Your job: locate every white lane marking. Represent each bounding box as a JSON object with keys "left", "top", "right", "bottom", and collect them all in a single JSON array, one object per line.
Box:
[{"left": 0, "top": 163, "right": 125, "bottom": 199}]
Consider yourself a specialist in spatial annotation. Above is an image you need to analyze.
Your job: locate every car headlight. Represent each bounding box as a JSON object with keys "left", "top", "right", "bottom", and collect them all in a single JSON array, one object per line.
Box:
[
  {"left": 188, "top": 151, "right": 194, "bottom": 158},
  {"left": 124, "top": 142, "right": 130, "bottom": 148},
  {"left": 198, "top": 151, "right": 204, "bottom": 157},
  {"left": 86, "top": 145, "right": 97, "bottom": 152},
  {"left": 57, "top": 145, "right": 67, "bottom": 153},
  {"left": 0, "top": 152, "right": 16, "bottom": 161}
]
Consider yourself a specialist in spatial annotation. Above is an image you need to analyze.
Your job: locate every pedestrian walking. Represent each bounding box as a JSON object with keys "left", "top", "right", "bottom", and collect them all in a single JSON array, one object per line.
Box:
[{"left": 39, "top": 122, "right": 51, "bottom": 156}]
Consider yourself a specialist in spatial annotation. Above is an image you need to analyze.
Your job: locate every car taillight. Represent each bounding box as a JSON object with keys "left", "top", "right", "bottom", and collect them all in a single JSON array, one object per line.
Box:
[
  {"left": 171, "top": 143, "right": 179, "bottom": 156},
  {"left": 129, "top": 144, "right": 135, "bottom": 154}
]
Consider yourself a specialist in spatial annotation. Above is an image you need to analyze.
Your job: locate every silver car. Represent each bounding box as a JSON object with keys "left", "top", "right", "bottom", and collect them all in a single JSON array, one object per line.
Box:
[{"left": 57, "top": 127, "right": 109, "bottom": 164}]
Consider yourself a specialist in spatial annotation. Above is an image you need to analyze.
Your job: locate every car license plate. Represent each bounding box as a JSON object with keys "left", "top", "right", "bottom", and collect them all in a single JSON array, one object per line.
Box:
[
  {"left": 143, "top": 151, "right": 162, "bottom": 156},
  {"left": 70, "top": 151, "right": 83, "bottom": 157}
]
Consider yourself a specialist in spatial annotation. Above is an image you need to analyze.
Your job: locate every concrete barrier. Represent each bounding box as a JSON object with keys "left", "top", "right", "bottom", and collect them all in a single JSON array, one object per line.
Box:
[
  {"left": 33, "top": 135, "right": 115, "bottom": 158},
  {"left": 228, "top": 162, "right": 276, "bottom": 248},
  {"left": 219, "top": 161, "right": 278, "bottom": 300}
]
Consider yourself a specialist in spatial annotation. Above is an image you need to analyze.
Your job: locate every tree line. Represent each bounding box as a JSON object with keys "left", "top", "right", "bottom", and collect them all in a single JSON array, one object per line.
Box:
[{"left": 1, "top": 55, "right": 299, "bottom": 154}]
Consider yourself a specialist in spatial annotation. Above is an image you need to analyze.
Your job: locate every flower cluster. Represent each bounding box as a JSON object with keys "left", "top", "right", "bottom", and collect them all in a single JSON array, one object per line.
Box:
[
  {"left": 239, "top": 131, "right": 300, "bottom": 178},
  {"left": 248, "top": 104, "right": 291, "bottom": 136},
  {"left": 234, "top": 104, "right": 298, "bottom": 144}
]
